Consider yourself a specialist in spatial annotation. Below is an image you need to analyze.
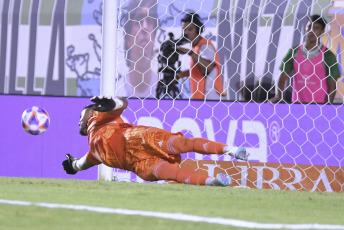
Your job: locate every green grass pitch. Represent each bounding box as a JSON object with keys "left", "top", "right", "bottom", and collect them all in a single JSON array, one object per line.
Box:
[{"left": 0, "top": 177, "right": 343, "bottom": 230}]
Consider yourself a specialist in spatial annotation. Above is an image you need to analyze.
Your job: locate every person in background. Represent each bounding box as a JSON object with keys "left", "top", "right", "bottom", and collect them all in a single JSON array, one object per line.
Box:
[
  {"left": 116, "top": 0, "right": 159, "bottom": 98},
  {"left": 177, "top": 13, "right": 226, "bottom": 100},
  {"left": 269, "top": 15, "right": 340, "bottom": 104}
]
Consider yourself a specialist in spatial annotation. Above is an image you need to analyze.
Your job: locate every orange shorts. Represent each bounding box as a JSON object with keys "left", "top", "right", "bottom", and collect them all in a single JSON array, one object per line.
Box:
[{"left": 119, "top": 126, "right": 183, "bottom": 181}]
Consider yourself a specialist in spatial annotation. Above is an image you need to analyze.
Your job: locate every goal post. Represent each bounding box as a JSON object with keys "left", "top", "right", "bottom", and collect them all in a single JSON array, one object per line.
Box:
[{"left": 98, "top": 0, "right": 118, "bottom": 181}]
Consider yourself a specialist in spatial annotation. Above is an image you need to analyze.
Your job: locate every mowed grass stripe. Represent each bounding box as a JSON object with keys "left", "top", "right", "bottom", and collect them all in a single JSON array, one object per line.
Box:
[
  {"left": 0, "top": 177, "right": 343, "bottom": 230},
  {"left": 1, "top": 199, "right": 344, "bottom": 230}
]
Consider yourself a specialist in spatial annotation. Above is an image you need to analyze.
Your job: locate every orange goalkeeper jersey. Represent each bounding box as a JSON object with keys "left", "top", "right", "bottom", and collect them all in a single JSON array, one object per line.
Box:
[{"left": 86, "top": 111, "right": 183, "bottom": 180}]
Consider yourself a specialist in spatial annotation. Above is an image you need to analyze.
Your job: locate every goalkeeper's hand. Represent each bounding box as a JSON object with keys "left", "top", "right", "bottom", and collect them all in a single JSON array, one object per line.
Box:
[
  {"left": 91, "top": 96, "right": 116, "bottom": 112},
  {"left": 62, "top": 154, "right": 78, "bottom": 175}
]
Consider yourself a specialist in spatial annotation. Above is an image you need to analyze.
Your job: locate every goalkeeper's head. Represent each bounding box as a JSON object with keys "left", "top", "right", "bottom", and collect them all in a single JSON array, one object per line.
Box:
[{"left": 79, "top": 104, "right": 94, "bottom": 136}]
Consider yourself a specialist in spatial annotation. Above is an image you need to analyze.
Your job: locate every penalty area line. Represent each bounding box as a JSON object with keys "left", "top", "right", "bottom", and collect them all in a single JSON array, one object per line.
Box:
[{"left": 0, "top": 199, "right": 343, "bottom": 230}]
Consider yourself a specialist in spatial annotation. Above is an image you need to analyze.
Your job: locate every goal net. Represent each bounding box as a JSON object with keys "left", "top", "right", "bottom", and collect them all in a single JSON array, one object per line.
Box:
[{"left": 101, "top": 0, "right": 344, "bottom": 192}]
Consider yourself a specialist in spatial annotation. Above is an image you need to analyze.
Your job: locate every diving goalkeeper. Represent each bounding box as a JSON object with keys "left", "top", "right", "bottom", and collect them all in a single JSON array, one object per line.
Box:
[{"left": 62, "top": 96, "right": 249, "bottom": 186}]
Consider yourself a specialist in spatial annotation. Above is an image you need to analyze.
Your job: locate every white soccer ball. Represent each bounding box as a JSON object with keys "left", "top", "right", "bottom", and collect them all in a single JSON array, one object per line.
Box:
[{"left": 21, "top": 106, "right": 50, "bottom": 135}]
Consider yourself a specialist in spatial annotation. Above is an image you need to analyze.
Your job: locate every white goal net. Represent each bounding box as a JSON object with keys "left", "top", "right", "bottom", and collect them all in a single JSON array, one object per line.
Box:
[{"left": 98, "top": 0, "right": 344, "bottom": 192}]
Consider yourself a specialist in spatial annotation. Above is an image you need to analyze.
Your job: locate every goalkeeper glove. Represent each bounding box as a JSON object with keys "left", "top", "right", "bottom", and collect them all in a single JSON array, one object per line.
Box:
[
  {"left": 91, "top": 96, "right": 116, "bottom": 112},
  {"left": 62, "top": 154, "right": 78, "bottom": 175}
]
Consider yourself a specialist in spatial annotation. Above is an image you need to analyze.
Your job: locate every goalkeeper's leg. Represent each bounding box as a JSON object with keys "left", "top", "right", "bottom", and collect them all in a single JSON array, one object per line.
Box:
[
  {"left": 167, "top": 136, "right": 249, "bottom": 161},
  {"left": 154, "top": 161, "right": 231, "bottom": 186}
]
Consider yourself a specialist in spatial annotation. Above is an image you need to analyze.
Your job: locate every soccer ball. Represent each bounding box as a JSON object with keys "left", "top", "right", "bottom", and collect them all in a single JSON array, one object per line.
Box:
[{"left": 21, "top": 106, "right": 50, "bottom": 135}]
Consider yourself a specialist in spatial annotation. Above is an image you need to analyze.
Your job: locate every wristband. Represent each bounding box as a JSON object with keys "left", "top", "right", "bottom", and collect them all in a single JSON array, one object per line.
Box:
[
  {"left": 113, "top": 98, "right": 124, "bottom": 110},
  {"left": 72, "top": 160, "right": 80, "bottom": 171}
]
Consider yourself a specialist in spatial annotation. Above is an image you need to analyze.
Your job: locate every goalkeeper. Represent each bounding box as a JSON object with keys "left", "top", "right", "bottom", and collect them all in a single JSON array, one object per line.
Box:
[{"left": 62, "top": 96, "right": 249, "bottom": 186}]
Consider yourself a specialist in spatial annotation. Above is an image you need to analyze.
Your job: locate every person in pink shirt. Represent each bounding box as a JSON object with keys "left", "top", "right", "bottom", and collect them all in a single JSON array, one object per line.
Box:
[{"left": 270, "top": 15, "right": 340, "bottom": 104}]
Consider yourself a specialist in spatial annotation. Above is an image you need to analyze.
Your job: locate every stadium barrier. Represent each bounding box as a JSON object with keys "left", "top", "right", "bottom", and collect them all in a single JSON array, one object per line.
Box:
[{"left": 1, "top": 95, "right": 343, "bottom": 192}]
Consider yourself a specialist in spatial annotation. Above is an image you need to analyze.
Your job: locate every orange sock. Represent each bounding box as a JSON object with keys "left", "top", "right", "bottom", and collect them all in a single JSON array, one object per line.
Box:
[
  {"left": 167, "top": 136, "right": 226, "bottom": 155},
  {"left": 155, "top": 161, "right": 209, "bottom": 185}
]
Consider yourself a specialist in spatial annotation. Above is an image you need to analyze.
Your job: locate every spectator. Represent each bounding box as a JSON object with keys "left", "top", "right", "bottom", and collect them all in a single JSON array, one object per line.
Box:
[
  {"left": 270, "top": 15, "right": 340, "bottom": 104},
  {"left": 177, "top": 13, "right": 226, "bottom": 100}
]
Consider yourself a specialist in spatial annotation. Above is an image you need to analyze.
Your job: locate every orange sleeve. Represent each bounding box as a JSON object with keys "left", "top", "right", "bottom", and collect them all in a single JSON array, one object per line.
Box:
[{"left": 86, "top": 151, "right": 102, "bottom": 165}]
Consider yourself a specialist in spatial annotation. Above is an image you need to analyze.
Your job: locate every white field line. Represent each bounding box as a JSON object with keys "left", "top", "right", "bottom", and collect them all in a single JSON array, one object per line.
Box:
[{"left": 1, "top": 199, "right": 344, "bottom": 230}]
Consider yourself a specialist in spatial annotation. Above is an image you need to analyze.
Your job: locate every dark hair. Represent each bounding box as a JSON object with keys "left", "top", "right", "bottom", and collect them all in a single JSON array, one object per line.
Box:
[
  {"left": 181, "top": 12, "right": 204, "bottom": 34},
  {"left": 83, "top": 104, "right": 94, "bottom": 110},
  {"left": 309, "top": 15, "right": 327, "bottom": 30}
]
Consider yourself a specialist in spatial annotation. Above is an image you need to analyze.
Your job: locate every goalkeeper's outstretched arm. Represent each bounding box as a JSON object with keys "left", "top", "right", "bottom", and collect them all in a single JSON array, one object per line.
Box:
[{"left": 62, "top": 154, "right": 95, "bottom": 175}]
